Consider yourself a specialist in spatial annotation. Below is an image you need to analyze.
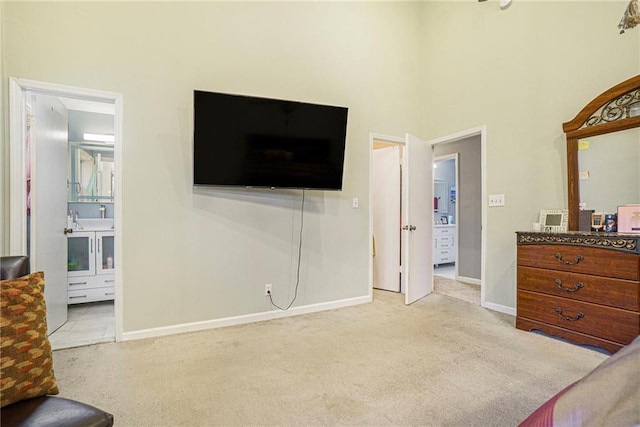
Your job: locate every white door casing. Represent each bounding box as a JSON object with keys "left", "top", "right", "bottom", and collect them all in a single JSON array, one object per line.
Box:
[
  {"left": 31, "top": 94, "right": 69, "bottom": 333},
  {"left": 372, "top": 146, "right": 401, "bottom": 292},
  {"left": 9, "top": 77, "right": 124, "bottom": 341},
  {"left": 402, "top": 133, "right": 433, "bottom": 305}
]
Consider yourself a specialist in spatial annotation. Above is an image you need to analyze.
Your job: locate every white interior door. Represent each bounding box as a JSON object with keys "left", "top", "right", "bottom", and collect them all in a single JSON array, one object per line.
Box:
[
  {"left": 372, "top": 146, "right": 401, "bottom": 292},
  {"left": 402, "top": 134, "right": 433, "bottom": 305},
  {"left": 31, "top": 93, "right": 69, "bottom": 333}
]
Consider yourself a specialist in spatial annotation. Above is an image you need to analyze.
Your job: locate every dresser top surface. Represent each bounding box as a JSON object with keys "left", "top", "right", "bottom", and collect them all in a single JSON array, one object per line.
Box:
[{"left": 516, "top": 231, "right": 639, "bottom": 254}]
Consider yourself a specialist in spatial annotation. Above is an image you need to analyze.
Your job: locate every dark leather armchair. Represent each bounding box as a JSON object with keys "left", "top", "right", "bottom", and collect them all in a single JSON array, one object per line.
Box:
[
  {"left": 1, "top": 256, "right": 114, "bottom": 427},
  {"left": 0, "top": 255, "right": 30, "bottom": 280}
]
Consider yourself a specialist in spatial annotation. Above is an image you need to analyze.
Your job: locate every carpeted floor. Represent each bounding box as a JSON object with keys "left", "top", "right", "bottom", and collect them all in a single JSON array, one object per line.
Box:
[{"left": 52, "top": 290, "right": 607, "bottom": 426}]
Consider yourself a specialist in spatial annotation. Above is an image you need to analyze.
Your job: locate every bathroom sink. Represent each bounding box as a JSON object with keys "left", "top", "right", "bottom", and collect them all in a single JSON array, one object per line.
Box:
[{"left": 75, "top": 218, "right": 114, "bottom": 230}]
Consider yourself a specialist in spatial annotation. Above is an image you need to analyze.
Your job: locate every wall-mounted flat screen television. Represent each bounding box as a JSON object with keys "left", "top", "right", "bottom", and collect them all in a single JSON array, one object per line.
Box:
[{"left": 193, "top": 90, "right": 348, "bottom": 190}]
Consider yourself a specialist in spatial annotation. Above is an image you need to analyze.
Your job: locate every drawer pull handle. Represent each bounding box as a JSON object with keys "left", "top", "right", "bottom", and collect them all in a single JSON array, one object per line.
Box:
[
  {"left": 554, "top": 253, "right": 584, "bottom": 265},
  {"left": 69, "top": 282, "right": 88, "bottom": 286},
  {"left": 554, "top": 279, "right": 584, "bottom": 292},
  {"left": 554, "top": 307, "right": 584, "bottom": 321},
  {"left": 69, "top": 295, "right": 88, "bottom": 299}
]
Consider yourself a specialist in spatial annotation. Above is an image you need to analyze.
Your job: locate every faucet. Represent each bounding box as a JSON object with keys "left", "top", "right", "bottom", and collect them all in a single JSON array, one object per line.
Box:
[{"left": 99, "top": 205, "right": 106, "bottom": 219}]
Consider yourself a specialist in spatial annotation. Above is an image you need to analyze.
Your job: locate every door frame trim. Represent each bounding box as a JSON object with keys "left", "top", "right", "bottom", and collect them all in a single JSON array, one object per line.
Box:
[{"left": 9, "top": 77, "right": 124, "bottom": 342}]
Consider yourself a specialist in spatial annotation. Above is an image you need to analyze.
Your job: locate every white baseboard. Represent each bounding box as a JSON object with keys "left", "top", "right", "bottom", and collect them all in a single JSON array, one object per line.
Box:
[
  {"left": 122, "top": 295, "right": 372, "bottom": 342},
  {"left": 482, "top": 301, "right": 516, "bottom": 316},
  {"left": 457, "top": 276, "right": 481, "bottom": 286}
]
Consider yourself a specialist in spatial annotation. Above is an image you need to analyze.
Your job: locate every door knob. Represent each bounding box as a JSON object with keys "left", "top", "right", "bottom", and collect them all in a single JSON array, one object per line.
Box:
[
  {"left": 64, "top": 227, "right": 73, "bottom": 235},
  {"left": 402, "top": 225, "right": 417, "bottom": 231}
]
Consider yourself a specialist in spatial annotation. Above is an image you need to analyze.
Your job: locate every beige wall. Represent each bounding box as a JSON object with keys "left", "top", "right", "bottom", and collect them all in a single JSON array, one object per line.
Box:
[
  {"left": 2, "top": 2, "right": 424, "bottom": 332},
  {"left": 421, "top": 1, "right": 639, "bottom": 308}
]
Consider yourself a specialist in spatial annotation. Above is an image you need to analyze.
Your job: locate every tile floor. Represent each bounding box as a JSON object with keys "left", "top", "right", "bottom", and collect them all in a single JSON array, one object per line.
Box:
[
  {"left": 49, "top": 301, "right": 115, "bottom": 350},
  {"left": 433, "top": 263, "right": 481, "bottom": 305},
  {"left": 434, "top": 263, "right": 455, "bottom": 279}
]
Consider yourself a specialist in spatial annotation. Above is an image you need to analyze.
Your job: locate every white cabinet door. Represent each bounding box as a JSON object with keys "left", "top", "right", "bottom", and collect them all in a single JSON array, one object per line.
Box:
[
  {"left": 96, "top": 231, "right": 115, "bottom": 275},
  {"left": 67, "top": 231, "right": 96, "bottom": 277}
]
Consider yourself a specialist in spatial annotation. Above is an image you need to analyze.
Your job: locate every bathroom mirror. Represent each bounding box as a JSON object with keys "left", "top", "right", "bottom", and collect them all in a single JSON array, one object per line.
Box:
[
  {"left": 434, "top": 180, "right": 448, "bottom": 214},
  {"left": 68, "top": 142, "right": 115, "bottom": 202}
]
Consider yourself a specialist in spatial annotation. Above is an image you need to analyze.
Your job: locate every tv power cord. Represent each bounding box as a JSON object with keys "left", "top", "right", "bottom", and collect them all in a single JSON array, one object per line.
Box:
[{"left": 268, "top": 189, "right": 304, "bottom": 311}]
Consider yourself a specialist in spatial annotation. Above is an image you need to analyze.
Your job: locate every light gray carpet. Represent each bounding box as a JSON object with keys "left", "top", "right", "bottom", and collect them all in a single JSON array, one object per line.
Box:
[{"left": 52, "top": 291, "right": 607, "bottom": 426}]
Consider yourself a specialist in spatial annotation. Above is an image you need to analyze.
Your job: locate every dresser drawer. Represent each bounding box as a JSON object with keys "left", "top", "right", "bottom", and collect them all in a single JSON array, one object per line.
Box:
[
  {"left": 515, "top": 317, "right": 625, "bottom": 355},
  {"left": 518, "top": 266, "right": 640, "bottom": 311},
  {"left": 518, "top": 245, "right": 640, "bottom": 281},
  {"left": 517, "top": 290, "right": 640, "bottom": 344}
]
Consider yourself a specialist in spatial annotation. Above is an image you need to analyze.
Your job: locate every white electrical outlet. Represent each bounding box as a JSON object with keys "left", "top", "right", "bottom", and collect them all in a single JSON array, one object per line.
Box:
[
  {"left": 489, "top": 194, "right": 505, "bottom": 207},
  {"left": 264, "top": 284, "right": 272, "bottom": 296}
]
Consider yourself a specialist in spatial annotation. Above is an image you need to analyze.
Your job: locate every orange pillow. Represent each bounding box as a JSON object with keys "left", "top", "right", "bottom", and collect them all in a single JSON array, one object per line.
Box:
[{"left": 1, "top": 271, "right": 59, "bottom": 407}]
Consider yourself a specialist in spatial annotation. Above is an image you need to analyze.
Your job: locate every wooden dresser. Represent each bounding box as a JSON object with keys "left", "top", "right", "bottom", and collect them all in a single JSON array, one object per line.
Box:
[{"left": 516, "top": 231, "right": 640, "bottom": 354}]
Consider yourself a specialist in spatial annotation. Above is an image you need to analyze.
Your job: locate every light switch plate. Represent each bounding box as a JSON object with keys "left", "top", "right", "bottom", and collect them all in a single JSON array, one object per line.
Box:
[
  {"left": 489, "top": 194, "right": 505, "bottom": 207},
  {"left": 352, "top": 197, "right": 359, "bottom": 208},
  {"left": 579, "top": 171, "right": 591, "bottom": 180}
]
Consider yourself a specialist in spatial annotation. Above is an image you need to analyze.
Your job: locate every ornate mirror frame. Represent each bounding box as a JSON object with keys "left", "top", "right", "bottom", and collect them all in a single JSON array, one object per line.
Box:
[{"left": 562, "top": 74, "right": 640, "bottom": 231}]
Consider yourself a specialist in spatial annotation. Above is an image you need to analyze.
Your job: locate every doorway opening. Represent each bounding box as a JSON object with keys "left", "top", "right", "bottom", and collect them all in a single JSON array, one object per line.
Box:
[
  {"left": 372, "top": 138, "right": 403, "bottom": 294},
  {"left": 431, "top": 127, "right": 486, "bottom": 307},
  {"left": 368, "top": 128, "right": 486, "bottom": 308},
  {"left": 9, "top": 78, "right": 123, "bottom": 349},
  {"left": 369, "top": 133, "right": 434, "bottom": 305}
]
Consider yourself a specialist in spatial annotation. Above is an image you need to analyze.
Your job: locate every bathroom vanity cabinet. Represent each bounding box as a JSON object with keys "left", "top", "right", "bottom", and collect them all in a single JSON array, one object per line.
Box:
[
  {"left": 67, "top": 230, "right": 115, "bottom": 304},
  {"left": 434, "top": 225, "right": 456, "bottom": 266}
]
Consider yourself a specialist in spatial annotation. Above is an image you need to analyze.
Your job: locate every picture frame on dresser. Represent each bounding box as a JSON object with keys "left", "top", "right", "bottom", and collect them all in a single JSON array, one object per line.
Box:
[
  {"left": 618, "top": 204, "right": 640, "bottom": 234},
  {"left": 538, "top": 209, "right": 568, "bottom": 233}
]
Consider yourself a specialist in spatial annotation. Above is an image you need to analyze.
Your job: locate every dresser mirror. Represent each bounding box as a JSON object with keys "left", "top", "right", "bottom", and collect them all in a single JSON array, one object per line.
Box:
[
  {"left": 563, "top": 74, "right": 640, "bottom": 231},
  {"left": 578, "top": 128, "right": 640, "bottom": 214}
]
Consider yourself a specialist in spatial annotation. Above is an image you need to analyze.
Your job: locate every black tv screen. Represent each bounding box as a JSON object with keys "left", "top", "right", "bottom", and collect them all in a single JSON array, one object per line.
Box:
[{"left": 193, "top": 90, "right": 348, "bottom": 190}]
